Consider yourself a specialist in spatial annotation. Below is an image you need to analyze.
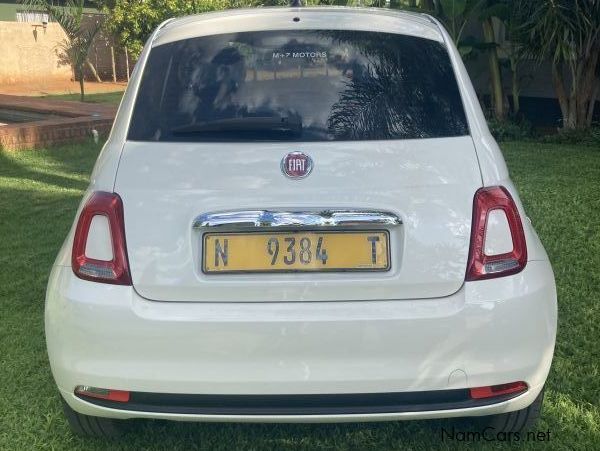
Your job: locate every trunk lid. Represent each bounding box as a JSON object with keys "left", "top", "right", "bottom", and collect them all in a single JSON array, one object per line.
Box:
[{"left": 115, "top": 137, "right": 481, "bottom": 302}]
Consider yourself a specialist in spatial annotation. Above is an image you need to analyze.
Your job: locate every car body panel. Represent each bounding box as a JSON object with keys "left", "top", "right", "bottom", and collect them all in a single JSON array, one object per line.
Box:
[
  {"left": 153, "top": 7, "right": 444, "bottom": 47},
  {"left": 47, "top": 260, "right": 556, "bottom": 419},
  {"left": 115, "top": 137, "right": 481, "bottom": 302}
]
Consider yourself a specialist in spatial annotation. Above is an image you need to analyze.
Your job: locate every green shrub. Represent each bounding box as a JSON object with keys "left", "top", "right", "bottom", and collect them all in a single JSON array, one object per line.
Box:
[
  {"left": 540, "top": 126, "right": 600, "bottom": 146},
  {"left": 487, "top": 118, "right": 534, "bottom": 142}
]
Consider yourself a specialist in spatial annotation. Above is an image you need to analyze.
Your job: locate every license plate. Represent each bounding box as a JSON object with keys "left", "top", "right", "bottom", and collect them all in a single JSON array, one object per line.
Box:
[{"left": 203, "top": 231, "right": 390, "bottom": 273}]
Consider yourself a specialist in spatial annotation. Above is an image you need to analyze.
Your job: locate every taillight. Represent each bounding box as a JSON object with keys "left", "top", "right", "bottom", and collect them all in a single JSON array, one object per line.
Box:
[
  {"left": 75, "top": 385, "right": 130, "bottom": 403},
  {"left": 469, "top": 381, "right": 528, "bottom": 399},
  {"left": 466, "top": 186, "right": 527, "bottom": 281},
  {"left": 72, "top": 191, "right": 132, "bottom": 285}
]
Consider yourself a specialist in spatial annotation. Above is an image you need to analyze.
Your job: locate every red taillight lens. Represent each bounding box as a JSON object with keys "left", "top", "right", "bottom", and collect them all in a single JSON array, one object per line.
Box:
[
  {"left": 72, "top": 191, "right": 132, "bottom": 285},
  {"left": 469, "top": 381, "right": 528, "bottom": 399},
  {"left": 75, "top": 385, "right": 130, "bottom": 403},
  {"left": 466, "top": 186, "right": 527, "bottom": 281}
]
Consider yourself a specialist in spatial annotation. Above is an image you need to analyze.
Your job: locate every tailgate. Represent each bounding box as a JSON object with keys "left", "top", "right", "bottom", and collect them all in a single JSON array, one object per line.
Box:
[{"left": 115, "top": 136, "right": 481, "bottom": 302}]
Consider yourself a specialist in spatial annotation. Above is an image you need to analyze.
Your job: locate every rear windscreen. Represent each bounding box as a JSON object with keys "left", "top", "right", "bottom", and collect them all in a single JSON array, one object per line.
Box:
[{"left": 128, "top": 30, "right": 469, "bottom": 142}]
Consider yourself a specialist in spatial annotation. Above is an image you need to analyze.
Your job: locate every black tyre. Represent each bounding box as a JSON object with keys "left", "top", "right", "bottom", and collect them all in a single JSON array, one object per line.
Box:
[
  {"left": 61, "top": 398, "right": 129, "bottom": 438},
  {"left": 476, "top": 387, "right": 545, "bottom": 433}
]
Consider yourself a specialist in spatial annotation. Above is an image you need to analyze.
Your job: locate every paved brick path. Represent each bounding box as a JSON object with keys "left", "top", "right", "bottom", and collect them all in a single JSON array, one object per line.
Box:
[{"left": 0, "top": 81, "right": 126, "bottom": 97}]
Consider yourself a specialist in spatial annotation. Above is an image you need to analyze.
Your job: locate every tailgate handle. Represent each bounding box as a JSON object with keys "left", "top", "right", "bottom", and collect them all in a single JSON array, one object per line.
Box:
[{"left": 193, "top": 210, "right": 401, "bottom": 229}]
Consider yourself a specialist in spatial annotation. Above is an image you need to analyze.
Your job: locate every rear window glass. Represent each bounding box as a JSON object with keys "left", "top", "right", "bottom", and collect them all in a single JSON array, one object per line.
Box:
[{"left": 128, "top": 30, "right": 469, "bottom": 142}]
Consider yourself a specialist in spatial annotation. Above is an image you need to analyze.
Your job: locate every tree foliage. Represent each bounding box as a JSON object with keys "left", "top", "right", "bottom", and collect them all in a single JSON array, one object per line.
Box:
[
  {"left": 515, "top": 0, "right": 600, "bottom": 129},
  {"left": 100, "top": 0, "right": 387, "bottom": 58},
  {"left": 98, "top": 0, "right": 238, "bottom": 58},
  {"left": 100, "top": 0, "right": 600, "bottom": 129},
  {"left": 397, "top": 0, "right": 600, "bottom": 128}
]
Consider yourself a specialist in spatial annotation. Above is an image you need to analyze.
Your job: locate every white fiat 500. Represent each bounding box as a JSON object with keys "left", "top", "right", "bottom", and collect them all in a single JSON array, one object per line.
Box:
[{"left": 46, "top": 7, "right": 557, "bottom": 438}]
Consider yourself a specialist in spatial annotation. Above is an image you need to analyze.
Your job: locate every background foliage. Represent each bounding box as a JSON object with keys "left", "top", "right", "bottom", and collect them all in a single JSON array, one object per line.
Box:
[{"left": 95, "top": 0, "right": 599, "bottom": 132}]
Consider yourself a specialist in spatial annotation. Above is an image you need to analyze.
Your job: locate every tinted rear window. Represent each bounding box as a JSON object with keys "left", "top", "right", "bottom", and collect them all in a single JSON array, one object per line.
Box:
[{"left": 128, "top": 30, "right": 469, "bottom": 142}]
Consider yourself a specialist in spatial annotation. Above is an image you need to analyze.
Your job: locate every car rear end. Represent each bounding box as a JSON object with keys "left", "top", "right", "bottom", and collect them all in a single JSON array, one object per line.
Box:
[{"left": 46, "top": 8, "right": 556, "bottom": 426}]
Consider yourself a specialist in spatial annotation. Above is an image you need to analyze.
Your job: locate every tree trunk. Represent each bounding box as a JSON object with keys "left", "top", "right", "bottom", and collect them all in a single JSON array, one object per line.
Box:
[
  {"left": 125, "top": 47, "right": 130, "bottom": 82},
  {"left": 552, "top": 48, "right": 599, "bottom": 129},
  {"left": 420, "top": 0, "right": 435, "bottom": 11},
  {"left": 578, "top": 48, "right": 600, "bottom": 127},
  {"left": 587, "top": 81, "right": 599, "bottom": 125},
  {"left": 110, "top": 46, "right": 117, "bottom": 83},
  {"left": 78, "top": 66, "right": 85, "bottom": 102},
  {"left": 552, "top": 63, "right": 571, "bottom": 129},
  {"left": 86, "top": 60, "right": 102, "bottom": 83},
  {"left": 482, "top": 19, "right": 505, "bottom": 120},
  {"left": 510, "top": 56, "right": 520, "bottom": 115}
]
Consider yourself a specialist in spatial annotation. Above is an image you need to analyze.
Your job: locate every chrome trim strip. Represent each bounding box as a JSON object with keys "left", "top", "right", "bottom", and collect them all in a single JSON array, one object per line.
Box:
[{"left": 193, "top": 210, "right": 402, "bottom": 229}]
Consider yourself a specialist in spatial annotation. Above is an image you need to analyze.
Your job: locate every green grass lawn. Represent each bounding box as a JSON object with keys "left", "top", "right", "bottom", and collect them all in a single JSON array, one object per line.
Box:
[
  {"left": 0, "top": 141, "right": 598, "bottom": 450},
  {"left": 40, "top": 91, "right": 125, "bottom": 105}
]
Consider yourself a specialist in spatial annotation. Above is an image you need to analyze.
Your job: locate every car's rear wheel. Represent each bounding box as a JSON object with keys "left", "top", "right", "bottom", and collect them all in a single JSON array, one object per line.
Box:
[
  {"left": 476, "top": 387, "right": 545, "bottom": 433},
  {"left": 61, "top": 398, "right": 129, "bottom": 438}
]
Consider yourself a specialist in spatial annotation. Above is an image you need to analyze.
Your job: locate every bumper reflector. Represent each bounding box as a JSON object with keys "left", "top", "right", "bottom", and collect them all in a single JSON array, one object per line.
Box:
[
  {"left": 75, "top": 385, "right": 130, "bottom": 403},
  {"left": 469, "top": 381, "right": 528, "bottom": 399}
]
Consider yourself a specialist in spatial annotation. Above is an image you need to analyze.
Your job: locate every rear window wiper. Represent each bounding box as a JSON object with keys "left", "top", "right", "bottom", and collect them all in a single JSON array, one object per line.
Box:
[{"left": 170, "top": 116, "right": 302, "bottom": 136}]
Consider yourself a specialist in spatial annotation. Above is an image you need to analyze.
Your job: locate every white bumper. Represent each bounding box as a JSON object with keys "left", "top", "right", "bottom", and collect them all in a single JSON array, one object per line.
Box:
[{"left": 46, "top": 260, "right": 556, "bottom": 422}]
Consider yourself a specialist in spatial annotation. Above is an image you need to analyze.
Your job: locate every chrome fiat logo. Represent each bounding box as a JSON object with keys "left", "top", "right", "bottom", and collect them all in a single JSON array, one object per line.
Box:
[{"left": 281, "top": 152, "right": 313, "bottom": 179}]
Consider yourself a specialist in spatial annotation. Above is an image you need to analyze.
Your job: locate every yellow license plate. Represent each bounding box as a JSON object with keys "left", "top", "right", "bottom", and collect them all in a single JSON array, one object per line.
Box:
[{"left": 203, "top": 231, "right": 390, "bottom": 273}]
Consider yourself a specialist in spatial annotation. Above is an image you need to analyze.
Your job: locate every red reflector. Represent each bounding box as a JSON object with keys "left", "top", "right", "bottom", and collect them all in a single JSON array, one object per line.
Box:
[
  {"left": 75, "top": 386, "right": 130, "bottom": 403},
  {"left": 466, "top": 186, "right": 527, "bottom": 281},
  {"left": 72, "top": 191, "right": 132, "bottom": 285},
  {"left": 469, "top": 381, "right": 528, "bottom": 399}
]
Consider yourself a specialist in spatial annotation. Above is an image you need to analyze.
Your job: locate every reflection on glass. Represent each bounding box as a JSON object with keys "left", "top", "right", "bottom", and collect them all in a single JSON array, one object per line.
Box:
[{"left": 129, "top": 30, "right": 469, "bottom": 142}]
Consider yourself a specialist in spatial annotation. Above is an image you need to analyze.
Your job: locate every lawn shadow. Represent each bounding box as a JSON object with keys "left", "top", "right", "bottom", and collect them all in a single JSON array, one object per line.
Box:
[
  {"left": 0, "top": 150, "right": 89, "bottom": 192},
  {"left": 100, "top": 416, "right": 476, "bottom": 450},
  {"left": 40, "top": 139, "right": 103, "bottom": 178}
]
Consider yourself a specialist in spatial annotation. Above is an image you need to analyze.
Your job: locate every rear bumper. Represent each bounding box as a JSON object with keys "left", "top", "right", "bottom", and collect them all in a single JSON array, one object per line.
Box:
[
  {"left": 62, "top": 387, "right": 539, "bottom": 422},
  {"left": 46, "top": 260, "right": 556, "bottom": 421}
]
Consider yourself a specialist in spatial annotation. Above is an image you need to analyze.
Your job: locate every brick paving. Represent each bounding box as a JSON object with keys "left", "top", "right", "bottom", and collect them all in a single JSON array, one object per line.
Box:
[
  {"left": 0, "top": 94, "right": 117, "bottom": 151},
  {"left": 0, "top": 80, "right": 126, "bottom": 97}
]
